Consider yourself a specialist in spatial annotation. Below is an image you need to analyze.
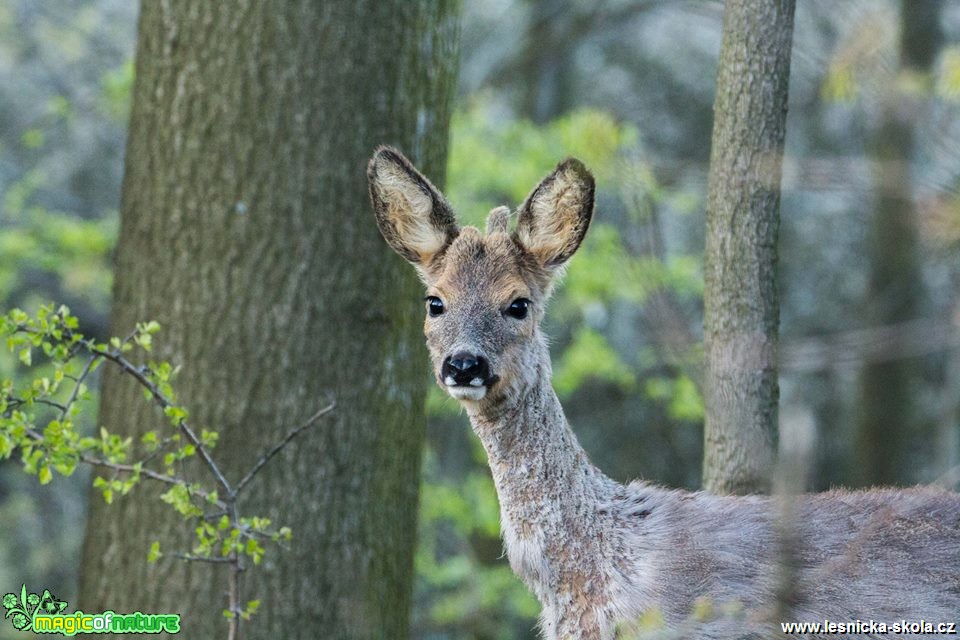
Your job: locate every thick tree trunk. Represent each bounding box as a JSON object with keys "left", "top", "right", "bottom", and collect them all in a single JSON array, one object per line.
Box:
[
  {"left": 855, "top": 0, "right": 941, "bottom": 487},
  {"left": 702, "top": 0, "right": 795, "bottom": 495},
  {"left": 78, "top": 2, "right": 459, "bottom": 638}
]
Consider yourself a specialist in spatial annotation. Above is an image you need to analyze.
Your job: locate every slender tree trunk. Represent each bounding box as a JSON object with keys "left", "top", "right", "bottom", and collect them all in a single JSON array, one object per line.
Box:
[
  {"left": 855, "top": 0, "right": 941, "bottom": 487},
  {"left": 702, "top": 0, "right": 795, "bottom": 495},
  {"left": 78, "top": 2, "right": 460, "bottom": 638}
]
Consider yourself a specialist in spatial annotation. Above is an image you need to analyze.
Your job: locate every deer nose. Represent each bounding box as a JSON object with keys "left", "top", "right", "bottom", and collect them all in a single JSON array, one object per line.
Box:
[{"left": 442, "top": 351, "right": 490, "bottom": 387}]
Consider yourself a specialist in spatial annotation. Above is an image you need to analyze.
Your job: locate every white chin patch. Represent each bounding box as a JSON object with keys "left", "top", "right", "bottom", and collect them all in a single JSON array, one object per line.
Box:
[{"left": 446, "top": 385, "right": 488, "bottom": 401}]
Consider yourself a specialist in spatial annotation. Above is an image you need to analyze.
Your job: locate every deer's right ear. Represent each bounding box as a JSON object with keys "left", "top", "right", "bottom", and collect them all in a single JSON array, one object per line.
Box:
[{"left": 368, "top": 146, "right": 458, "bottom": 273}]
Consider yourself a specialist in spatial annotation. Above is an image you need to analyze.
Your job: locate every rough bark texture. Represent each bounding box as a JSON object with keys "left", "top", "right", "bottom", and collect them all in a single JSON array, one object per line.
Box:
[
  {"left": 855, "top": 0, "right": 941, "bottom": 487},
  {"left": 702, "top": 0, "right": 795, "bottom": 495},
  {"left": 78, "top": 2, "right": 459, "bottom": 638}
]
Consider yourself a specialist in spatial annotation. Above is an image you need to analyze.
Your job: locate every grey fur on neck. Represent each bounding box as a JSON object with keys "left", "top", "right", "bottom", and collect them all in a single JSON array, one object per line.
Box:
[
  {"left": 463, "top": 346, "right": 960, "bottom": 640},
  {"left": 466, "top": 347, "right": 628, "bottom": 638}
]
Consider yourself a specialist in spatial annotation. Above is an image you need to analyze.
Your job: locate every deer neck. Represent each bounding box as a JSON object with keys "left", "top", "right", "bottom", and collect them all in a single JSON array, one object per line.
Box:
[
  {"left": 468, "top": 370, "right": 600, "bottom": 488},
  {"left": 463, "top": 345, "right": 618, "bottom": 596}
]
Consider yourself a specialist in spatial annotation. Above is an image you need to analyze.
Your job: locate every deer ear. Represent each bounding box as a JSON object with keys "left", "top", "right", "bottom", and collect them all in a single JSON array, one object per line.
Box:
[
  {"left": 514, "top": 158, "right": 594, "bottom": 269},
  {"left": 368, "top": 146, "right": 458, "bottom": 271}
]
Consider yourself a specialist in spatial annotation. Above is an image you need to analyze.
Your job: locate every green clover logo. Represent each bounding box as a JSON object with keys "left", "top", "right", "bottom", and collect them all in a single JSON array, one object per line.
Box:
[{"left": 2, "top": 585, "right": 68, "bottom": 633}]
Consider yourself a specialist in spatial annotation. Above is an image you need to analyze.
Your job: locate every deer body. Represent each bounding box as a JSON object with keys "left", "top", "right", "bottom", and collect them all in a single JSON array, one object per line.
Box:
[
  {"left": 368, "top": 147, "right": 960, "bottom": 639},
  {"left": 469, "top": 346, "right": 959, "bottom": 639}
]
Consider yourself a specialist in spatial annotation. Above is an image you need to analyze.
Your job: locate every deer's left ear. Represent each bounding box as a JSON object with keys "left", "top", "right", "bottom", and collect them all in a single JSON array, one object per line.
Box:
[
  {"left": 514, "top": 158, "right": 595, "bottom": 269},
  {"left": 368, "top": 146, "right": 458, "bottom": 271}
]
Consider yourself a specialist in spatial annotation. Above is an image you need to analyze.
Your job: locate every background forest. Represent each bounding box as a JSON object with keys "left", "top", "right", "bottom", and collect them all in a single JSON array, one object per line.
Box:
[{"left": 0, "top": 1, "right": 958, "bottom": 639}]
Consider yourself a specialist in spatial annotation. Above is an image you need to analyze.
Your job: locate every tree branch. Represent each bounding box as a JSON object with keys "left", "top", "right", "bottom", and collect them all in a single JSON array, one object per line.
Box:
[
  {"left": 171, "top": 553, "right": 234, "bottom": 564},
  {"left": 59, "top": 354, "right": 98, "bottom": 422},
  {"left": 233, "top": 402, "right": 336, "bottom": 497},
  {"left": 84, "top": 339, "right": 234, "bottom": 497}
]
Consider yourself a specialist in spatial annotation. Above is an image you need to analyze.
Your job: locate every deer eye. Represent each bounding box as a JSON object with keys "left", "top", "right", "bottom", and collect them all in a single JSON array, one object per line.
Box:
[
  {"left": 506, "top": 298, "right": 530, "bottom": 319},
  {"left": 426, "top": 296, "right": 445, "bottom": 317}
]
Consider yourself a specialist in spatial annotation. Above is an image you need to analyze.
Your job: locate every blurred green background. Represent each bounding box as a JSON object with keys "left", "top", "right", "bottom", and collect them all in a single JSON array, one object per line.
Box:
[{"left": 1, "top": 1, "right": 958, "bottom": 638}]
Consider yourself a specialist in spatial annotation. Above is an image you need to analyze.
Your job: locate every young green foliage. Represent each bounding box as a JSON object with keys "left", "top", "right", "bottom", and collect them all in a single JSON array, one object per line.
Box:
[{"left": 1, "top": 304, "right": 332, "bottom": 633}]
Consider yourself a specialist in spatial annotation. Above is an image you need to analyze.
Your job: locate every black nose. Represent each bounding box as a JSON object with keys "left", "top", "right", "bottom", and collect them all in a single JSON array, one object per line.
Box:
[{"left": 442, "top": 351, "right": 490, "bottom": 386}]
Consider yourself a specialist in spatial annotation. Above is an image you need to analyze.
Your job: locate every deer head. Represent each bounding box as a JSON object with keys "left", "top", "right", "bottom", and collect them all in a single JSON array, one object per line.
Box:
[{"left": 368, "top": 146, "right": 595, "bottom": 404}]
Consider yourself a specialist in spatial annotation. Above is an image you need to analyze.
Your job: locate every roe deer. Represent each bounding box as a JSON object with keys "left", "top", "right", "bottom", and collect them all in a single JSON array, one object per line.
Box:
[{"left": 367, "top": 146, "right": 960, "bottom": 639}]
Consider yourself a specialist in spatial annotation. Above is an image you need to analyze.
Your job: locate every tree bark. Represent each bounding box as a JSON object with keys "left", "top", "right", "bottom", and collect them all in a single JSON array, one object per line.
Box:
[
  {"left": 78, "top": 2, "right": 459, "bottom": 638},
  {"left": 855, "top": 0, "right": 941, "bottom": 487},
  {"left": 702, "top": 0, "right": 795, "bottom": 495}
]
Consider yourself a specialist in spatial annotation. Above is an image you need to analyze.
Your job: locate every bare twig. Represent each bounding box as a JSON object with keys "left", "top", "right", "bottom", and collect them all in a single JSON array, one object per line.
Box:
[
  {"left": 81, "top": 454, "right": 227, "bottom": 508},
  {"left": 81, "top": 454, "right": 178, "bottom": 487},
  {"left": 171, "top": 553, "right": 233, "bottom": 564},
  {"left": 227, "top": 548, "right": 240, "bottom": 640},
  {"left": 59, "top": 354, "right": 98, "bottom": 422},
  {"left": 4, "top": 397, "right": 69, "bottom": 413},
  {"left": 233, "top": 402, "right": 336, "bottom": 497}
]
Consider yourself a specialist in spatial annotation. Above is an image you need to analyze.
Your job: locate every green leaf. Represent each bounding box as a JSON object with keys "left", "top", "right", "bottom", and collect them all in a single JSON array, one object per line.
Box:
[
  {"left": 135, "top": 333, "right": 152, "bottom": 352},
  {"left": 245, "top": 538, "right": 264, "bottom": 564},
  {"left": 141, "top": 430, "right": 158, "bottom": 451},
  {"left": 164, "top": 406, "right": 188, "bottom": 424},
  {"left": 160, "top": 484, "right": 202, "bottom": 518},
  {"left": 147, "top": 541, "right": 162, "bottom": 563},
  {"left": 241, "top": 599, "right": 260, "bottom": 621},
  {"left": 200, "top": 429, "right": 219, "bottom": 448}
]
